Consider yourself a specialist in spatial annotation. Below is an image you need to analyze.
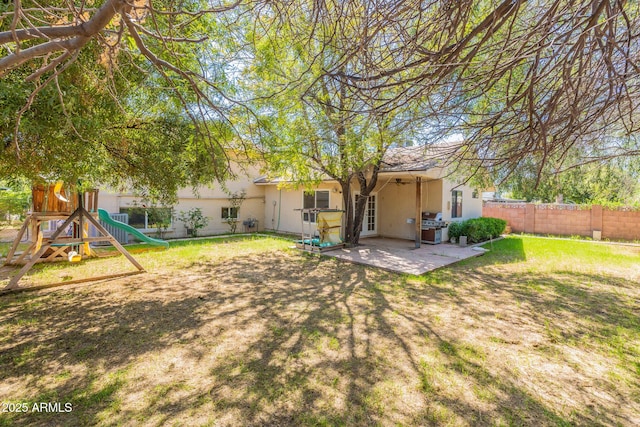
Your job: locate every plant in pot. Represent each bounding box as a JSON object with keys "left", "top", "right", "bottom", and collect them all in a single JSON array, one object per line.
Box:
[{"left": 177, "top": 208, "right": 209, "bottom": 237}]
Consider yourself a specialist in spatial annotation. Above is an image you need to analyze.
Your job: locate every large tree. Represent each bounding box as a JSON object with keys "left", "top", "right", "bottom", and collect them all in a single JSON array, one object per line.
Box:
[
  {"left": 244, "top": 0, "right": 640, "bottom": 244},
  {"left": 321, "top": 0, "right": 640, "bottom": 177},
  {"left": 0, "top": 0, "right": 241, "bottom": 199},
  {"left": 244, "top": 0, "right": 428, "bottom": 244},
  {"left": 2, "top": 0, "right": 640, "bottom": 210}
]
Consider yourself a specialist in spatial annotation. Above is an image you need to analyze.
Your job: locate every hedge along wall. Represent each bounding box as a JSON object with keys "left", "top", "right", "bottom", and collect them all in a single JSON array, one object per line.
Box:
[{"left": 483, "top": 202, "right": 640, "bottom": 241}]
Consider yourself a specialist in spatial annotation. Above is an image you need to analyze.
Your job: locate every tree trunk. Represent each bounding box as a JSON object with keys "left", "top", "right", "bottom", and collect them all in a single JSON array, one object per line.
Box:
[
  {"left": 340, "top": 180, "right": 354, "bottom": 245},
  {"left": 341, "top": 165, "right": 380, "bottom": 246},
  {"left": 351, "top": 193, "right": 368, "bottom": 245}
]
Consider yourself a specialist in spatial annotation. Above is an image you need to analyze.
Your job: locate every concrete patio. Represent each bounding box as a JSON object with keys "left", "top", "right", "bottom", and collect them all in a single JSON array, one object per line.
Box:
[{"left": 325, "top": 237, "right": 489, "bottom": 275}]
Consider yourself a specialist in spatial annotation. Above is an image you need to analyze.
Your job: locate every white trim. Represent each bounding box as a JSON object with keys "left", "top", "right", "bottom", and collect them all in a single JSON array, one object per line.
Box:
[
  {"left": 118, "top": 207, "right": 174, "bottom": 230},
  {"left": 302, "top": 190, "right": 330, "bottom": 224},
  {"left": 354, "top": 192, "right": 378, "bottom": 237}
]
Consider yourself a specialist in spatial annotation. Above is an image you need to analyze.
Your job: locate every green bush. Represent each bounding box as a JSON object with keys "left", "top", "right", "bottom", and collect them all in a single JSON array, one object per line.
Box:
[
  {"left": 178, "top": 207, "right": 209, "bottom": 237},
  {"left": 447, "top": 217, "right": 506, "bottom": 243},
  {"left": 447, "top": 221, "right": 465, "bottom": 242}
]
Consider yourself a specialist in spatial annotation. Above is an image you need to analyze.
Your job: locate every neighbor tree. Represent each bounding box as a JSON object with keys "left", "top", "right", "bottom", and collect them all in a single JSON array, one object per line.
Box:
[
  {"left": 0, "top": 181, "right": 30, "bottom": 225},
  {"left": 0, "top": 0, "right": 241, "bottom": 201},
  {"left": 501, "top": 152, "right": 640, "bottom": 204}
]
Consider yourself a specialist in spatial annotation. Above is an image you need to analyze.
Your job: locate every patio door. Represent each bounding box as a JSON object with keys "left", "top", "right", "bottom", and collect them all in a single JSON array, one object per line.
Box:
[{"left": 355, "top": 192, "right": 377, "bottom": 237}]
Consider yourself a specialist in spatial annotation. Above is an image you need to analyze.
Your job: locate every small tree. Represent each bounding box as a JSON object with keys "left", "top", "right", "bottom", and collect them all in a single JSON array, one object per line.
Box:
[
  {"left": 225, "top": 190, "right": 246, "bottom": 234},
  {"left": 178, "top": 208, "right": 209, "bottom": 237}
]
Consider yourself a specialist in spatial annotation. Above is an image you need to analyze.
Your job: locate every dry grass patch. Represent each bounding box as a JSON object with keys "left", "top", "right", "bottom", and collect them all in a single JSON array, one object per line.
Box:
[{"left": 0, "top": 235, "right": 638, "bottom": 426}]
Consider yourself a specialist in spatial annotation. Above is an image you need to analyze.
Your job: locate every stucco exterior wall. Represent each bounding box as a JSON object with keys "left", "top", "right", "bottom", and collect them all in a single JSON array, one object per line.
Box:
[
  {"left": 440, "top": 181, "right": 483, "bottom": 241},
  {"left": 98, "top": 164, "right": 265, "bottom": 238},
  {"left": 263, "top": 186, "right": 301, "bottom": 234},
  {"left": 424, "top": 180, "right": 443, "bottom": 214},
  {"left": 98, "top": 192, "right": 119, "bottom": 213},
  {"left": 376, "top": 178, "right": 481, "bottom": 241},
  {"left": 377, "top": 181, "right": 421, "bottom": 240},
  {"left": 263, "top": 182, "right": 343, "bottom": 235},
  {"left": 440, "top": 182, "right": 483, "bottom": 222},
  {"left": 98, "top": 162, "right": 482, "bottom": 244}
]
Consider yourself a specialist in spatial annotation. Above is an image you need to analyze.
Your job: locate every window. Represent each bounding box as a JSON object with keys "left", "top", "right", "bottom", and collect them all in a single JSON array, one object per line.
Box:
[
  {"left": 451, "top": 190, "right": 463, "bottom": 218},
  {"left": 356, "top": 194, "right": 377, "bottom": 232},
  {"left": 119, "top": 207, "right": 173, "bottom": 230},
  {"left": 366, "top": 194, "right": 376, "bottom": 231},
  {"left": 221, "top": 207, "right": 238, "bottom": 220},
  {"left": 303, "top": 190, "right": 330, "bottom": 222}
]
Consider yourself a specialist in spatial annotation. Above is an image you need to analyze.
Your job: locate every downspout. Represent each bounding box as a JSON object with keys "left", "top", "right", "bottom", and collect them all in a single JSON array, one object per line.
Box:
[{"left": 276, "top": 189, "right": 282, "bottom": 231}]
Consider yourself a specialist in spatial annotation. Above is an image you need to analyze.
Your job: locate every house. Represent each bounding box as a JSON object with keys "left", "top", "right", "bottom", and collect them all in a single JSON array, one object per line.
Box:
[
  {"left": 99, "top": 162, "right": 266, "bottom": 238},
  {"left": 258, "top": 146, "right": 482, "bottom": 242},
  {"left": 99, "top": 146, "right": 482, "bottom": 243}
]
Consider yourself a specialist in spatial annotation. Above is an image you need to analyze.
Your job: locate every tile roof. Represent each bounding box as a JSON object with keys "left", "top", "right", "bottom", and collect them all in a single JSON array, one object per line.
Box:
[
  {"left": 380, "top": 146, "right": 440, "bottom": 172},
  {"left": 254, "top": 144, "right": 454, "bottom": 183}
]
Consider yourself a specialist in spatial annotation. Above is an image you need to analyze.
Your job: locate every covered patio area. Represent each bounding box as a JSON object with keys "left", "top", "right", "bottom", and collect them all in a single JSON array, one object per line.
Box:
[{"left": 325, "top": 237, "right": 488, "bottom": 275}]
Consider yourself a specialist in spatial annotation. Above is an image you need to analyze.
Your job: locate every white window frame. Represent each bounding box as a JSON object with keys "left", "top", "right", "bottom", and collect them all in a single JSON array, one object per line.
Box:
[
  {"left": 119, "top": 207, "right": 174, "bottom": 232},
  {"left": 303, "top": 190, "right": 330, "bottom": 223},
  {"left": 451, "top": 190, "right": 463, "bottom": 218},
  {"left": 221, "top": 207, "right": 239, "bottom": 221}
]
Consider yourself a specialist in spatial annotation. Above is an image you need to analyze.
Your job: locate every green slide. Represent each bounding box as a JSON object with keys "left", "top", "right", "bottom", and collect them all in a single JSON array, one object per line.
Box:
[{"left": 98, "top": 209, "right": 169, "bottom": 248}]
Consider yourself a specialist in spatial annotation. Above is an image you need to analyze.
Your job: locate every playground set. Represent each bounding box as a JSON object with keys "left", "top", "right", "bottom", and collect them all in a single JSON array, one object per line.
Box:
[
  {"left": 295, "top": 208, "right": 344, "bottom": 252},
  {"left": 2, "top": 182, "right": 168, "bottom": 293}
]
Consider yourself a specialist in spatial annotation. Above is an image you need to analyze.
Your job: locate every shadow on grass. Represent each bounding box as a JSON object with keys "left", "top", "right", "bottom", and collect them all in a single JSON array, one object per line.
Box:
[{"left": 0, "top": 248, "right": 630, "bottom": 426}]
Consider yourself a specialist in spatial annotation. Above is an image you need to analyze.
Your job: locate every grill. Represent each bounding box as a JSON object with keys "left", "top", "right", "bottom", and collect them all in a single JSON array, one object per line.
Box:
[{"left": 421, "top": 212, "right": 448, "bottom": 244}]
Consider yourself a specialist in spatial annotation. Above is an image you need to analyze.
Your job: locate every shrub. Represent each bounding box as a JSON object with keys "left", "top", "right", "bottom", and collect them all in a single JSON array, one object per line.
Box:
[
  {"left": 447, "top": 221, "right": 465, "bottom": 242},
  {"left": 447, "top": 217, "right": 506, "bottom": 243},
  {"left": 178, "top": 207, "right": 209, "bottom": 237}
]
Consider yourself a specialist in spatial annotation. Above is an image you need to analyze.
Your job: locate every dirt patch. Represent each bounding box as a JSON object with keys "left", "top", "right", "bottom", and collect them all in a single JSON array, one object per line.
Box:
[{"left": 0, "top": 237, "right": 638, "bottom": 426}]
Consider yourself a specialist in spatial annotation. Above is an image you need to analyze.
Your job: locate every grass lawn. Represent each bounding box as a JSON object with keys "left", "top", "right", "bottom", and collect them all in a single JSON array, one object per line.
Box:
[{"left": 0, "top": 235, "right": 638, "bottom": 426}]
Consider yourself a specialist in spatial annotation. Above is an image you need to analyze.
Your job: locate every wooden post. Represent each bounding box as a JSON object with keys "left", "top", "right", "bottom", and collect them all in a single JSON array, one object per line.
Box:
[
  {"left": 78, "top": 192, "right": 84, "bottom": 257},
  {"left": 4, "top": 208, "right": 81, "bottom": 290},
  {"left": 93, "top": 189, "right": 99, "bottom": 212},
  {"left": 83, "top": 208, "right": 145, "bottom": 271},
  {"left": 4, "top": 217, "right": 30, "bottom": 265},
  {"left": 415, "top": 177, "right": 422, "bottom": 248},
  {"left": 88, "top": 192, "right": 94, "bottom": 213}
]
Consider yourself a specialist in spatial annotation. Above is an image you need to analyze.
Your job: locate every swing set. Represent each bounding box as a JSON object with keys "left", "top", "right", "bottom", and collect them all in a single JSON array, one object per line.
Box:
[{"left": 2, "top": 182, "right": 147, "bottom": 294}]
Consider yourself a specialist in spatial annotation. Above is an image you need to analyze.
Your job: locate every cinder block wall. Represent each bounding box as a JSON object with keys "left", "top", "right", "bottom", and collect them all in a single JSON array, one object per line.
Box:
[
  {"left": 602, "top": 209, "right": 640, "bottom": 240},
  {"left": 532, "top": 206, "right": 592, "bottom": 236},
  {"left": 483, "top": 202, "right": 640, "bottom": 241},
  {"left": 482, "top": 203, "right": 526, "bottom": 231}
]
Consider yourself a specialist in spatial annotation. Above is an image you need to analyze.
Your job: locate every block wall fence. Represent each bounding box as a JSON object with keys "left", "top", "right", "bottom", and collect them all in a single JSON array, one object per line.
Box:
[{"left": 483, "top": 202, "right": 640, "bottom": 241}]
